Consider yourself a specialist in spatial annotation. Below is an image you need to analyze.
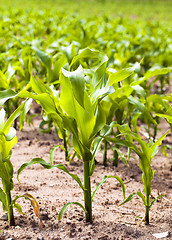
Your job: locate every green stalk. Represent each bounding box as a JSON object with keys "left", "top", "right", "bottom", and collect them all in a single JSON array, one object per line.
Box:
[
  {"left": 103, "top": 140, "right": 108, "bottom": 166},
  {"left": 13, "top": 101, "right": 19, "bottom": 130},
  {"left": 83, "top": 160, "right": 92, "bottom": 223},
  {"left": 153, "top": 116, "right": 160, "bottom": 142},
  {"left": 153, "top": 125, "right": 157, "bottom": 142},
  {"left": 114, "top": 110, "right": 122, "bottom": 167},
  {"left": 5, "top": 100, "right": 11, "bottom": 118},
  {"left": 113, "top": 147, "right": 119, "bottom": 167},
  {"left": 63, "top": 131, "right": 69, "bottom": 161},
  {"left": 145, "top": 195, "right": 150, "bottom": 225},
  {"left": 6, "top": 190, "right": 15, "bottom": 226}
]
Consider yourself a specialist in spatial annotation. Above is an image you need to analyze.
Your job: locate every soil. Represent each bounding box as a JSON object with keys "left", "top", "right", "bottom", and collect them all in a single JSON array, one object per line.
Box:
[{"left": 0, "top": 110, "right": 172, "bottom": 240}]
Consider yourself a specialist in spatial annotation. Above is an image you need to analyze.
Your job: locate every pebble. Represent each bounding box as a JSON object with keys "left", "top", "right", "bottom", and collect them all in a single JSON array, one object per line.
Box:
[{"left": 1, "top": 214, "right": 8, "bottom": 221}]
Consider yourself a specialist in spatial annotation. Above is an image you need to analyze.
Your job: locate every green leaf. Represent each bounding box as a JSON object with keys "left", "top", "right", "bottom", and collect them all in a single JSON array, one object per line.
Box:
[
  {"left": 109, "top": 63, "right": 139, "bottom": 86},
  {"left": 162, "top": 145, "right": 167, "bottom": 157},
  {"left": 5, "top": 127, "right": 16, "bottom": 141},
  {"left": 91, "top": 61, "right": 107, "bottom": 90},
  {"left": 144, "top": 67, "right": 172, "bottom": 80},
  {"left": 0, "top": 187, "right": 7, "bottom": 210},
  {"left": 137, "top": 191, "right": 146, "bottom": 206},
  {"left": 131, "top": 85, "right": 146, "bottom": 98},
  {"left": 150, "top": 130, "right": 169, "bottom": 158},
  {"left": 58, "top": 202, "right": 87, "bottom": 221},
  {"left": 0, "top": 155, "right": 10, "bottom": 182},
  {"left": 18, "top": 90, "right": 57, "bottom": 115},
  {"left": 128, "top": 95, "right": 157, "bottom": 125},
  {"left": 50, "top": 145, "right": 66, "bottom": 165},
  {"left": 0, "top": 89, "right": 18, "bottom": 105},
  {"left": 91, "top": 104, "right": 106, "bottom": 138},
  {"left": 39, "top": 120, "right": 52, "bottom": 133},
  {"left": 70, "top": 48, "right": 108, "bottom": 69},
  {"left": 19, "top": 98, "right": 33, "bottom": 131},
  {"left": 0, "top": 71, "right": 8, "bottom": 89},
  {"left": 61, "top": 115, "right": 83, "bottom": 157},
  {"left": 0, "top": 109, "right": 5, "bottom": 129},
  {"left": 14, "top": 203, "right": 23, "bottom": 215},
  {"left": 6, "top": 64, "right": 15, "bottom": 82},
  {"left": 60, "top": 66, "right": 95, "bottom": 144},
  {"left": 3, "top": 136, "right": 18, "bottom": 160},
  {"left": 61, "top": 44, "right": 77, "bottom": 64},
  {"left": 120, "top": 193, "right": 137, "bottom": 206},
  {"left": 102, "top": 136, "right": 141, "bottom": 157},
  {"left": 61, "top": 66, "right": 85, "bottom": 108},
  {"left": 155, "top": 113, "right": 172, "bottom": 124},
  {"left": 52, "top": 55, "right": 67, "bottom": 81},
  {"left": 17, "top": 158, "right": 85, "bottom": 191},
  {"left": 92, "top": 175, "right": 125, "bottom": 202},
  {"left": 32, "top": 47, "right": 51, "bottom": 70},
  {"left": 30, "top": 75, "right": 52, "bottom": 95},
  {"left": 150, "top": 194, "right": 165, "bottom": 209},
  {"left": 2, "top": 100, "right": 30, "bottom": 134},
  {"left": 112, "top": 147, "right": 128, "bottom": 166}
]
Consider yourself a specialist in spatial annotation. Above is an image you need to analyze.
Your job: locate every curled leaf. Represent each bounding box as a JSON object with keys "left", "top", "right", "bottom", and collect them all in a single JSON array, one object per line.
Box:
[
  {"left": 92, "top": 175, "right": 125, "bottom": 202},
  {"left": 23, "top": 193, "right": 43, "bottom": 229},
  {"left": 58, "top": 202, "right": 87, "bottom": 221}
]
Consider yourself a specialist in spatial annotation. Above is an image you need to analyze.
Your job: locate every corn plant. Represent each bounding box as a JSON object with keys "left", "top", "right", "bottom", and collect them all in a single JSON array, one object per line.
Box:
[
  {"left": 154, "top": 95, "right": 172, "bottom": 132},
  {"left": 103, "top": 124, "right": 168, "bottom": 224},
  {"left": 0, "top": 63, "right": 29, "bottom": 128},
  {"left": 0, "top": 101, "right": 41, "bottom": 227},
  {"left": 14, "top": 48, "right": 139, "bottom": 223},
  {"left": 122, "top": 66, "right": 172, "bottom": 142},
  {"left": 100, "top": 63, "right": 154, "bottom": 167}
]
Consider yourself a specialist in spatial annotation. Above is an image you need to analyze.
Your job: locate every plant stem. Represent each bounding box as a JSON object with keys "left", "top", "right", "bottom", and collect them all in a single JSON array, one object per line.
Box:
[
  {"left": 103, "top": 140, "right": 108, "bottom": 166},
  {"left": 83, "top": 160, "right": 92, "bottom": 223},
  {"left": 153, "top": 116, "right": 160, "bottom": 142},
  {"left": 145, "top": 195, "right": 150, "bottom": 225},
  {"left": 145, "top": 206, "right": 149, "bottom": 225},
  {"left": 113, "top": 147, "right": 119, "bottom": 167},
  {"left": 5, "top": 100, "right": 11, "bottom": 118},
  {"left": 13, "top": 100, "right": 19, "bottom": 130},
  {"left": 6, "top": 190, "right": 15, "bottom": 226},
  {"left": 114, "top": 110, "right": 122, "bottom": 167},
  {"left": 63, "top": 131, "right": 68, "bottom": 161}
]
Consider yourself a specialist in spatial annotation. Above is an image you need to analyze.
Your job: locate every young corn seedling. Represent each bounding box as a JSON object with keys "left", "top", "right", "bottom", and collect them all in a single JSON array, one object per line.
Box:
[
  {"left": 15, "top": 48, "right": 139, "bottom": 223},
  {"left": 0, "top": 108, "right": 17, "bottom": 226},
  {"left": 101, "top": 62, "right": 149, "bottom": 167},
  {"left": 103, "top": 124, "right": 168, "bottom": 224},
  {"left": 0, "top": 102, "right": 41, "bottom": 227}
]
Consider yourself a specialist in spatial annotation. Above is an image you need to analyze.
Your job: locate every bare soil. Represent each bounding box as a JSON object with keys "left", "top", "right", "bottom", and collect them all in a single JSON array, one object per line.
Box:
[{"left": 0, "top": 115, "right": 172, "bottom": 240}]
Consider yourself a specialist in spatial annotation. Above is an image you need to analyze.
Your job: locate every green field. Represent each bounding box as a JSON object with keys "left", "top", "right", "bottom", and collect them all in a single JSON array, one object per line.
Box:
[
  {"left": 0, "top": 0, "right": 172, "bottom": 232},
  {"left": 2, "top": 0, "right": 172, "bottom": 21}
]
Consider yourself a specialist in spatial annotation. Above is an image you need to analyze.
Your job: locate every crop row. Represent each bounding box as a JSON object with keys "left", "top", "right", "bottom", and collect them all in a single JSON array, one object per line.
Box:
[{"left": 0, "top": 9, "right": 172, "bottom": 228}]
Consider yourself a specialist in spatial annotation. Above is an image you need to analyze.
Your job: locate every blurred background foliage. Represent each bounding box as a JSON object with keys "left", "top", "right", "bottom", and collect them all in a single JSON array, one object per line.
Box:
[{"left": 1, "top": 0, "right": 172, "bottom": 22}]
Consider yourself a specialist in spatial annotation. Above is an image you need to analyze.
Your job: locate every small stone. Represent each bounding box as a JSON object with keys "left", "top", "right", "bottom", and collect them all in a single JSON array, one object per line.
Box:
[{"left": 1, "top": 214, "right": 8, "bottom": 221}]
